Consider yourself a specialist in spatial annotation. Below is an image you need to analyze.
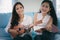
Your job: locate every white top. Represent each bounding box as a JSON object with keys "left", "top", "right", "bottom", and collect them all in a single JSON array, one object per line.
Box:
[
  {"left": 5, "top": 15, "right": 33, "bottom": 33},
  {"left": 33, "top": 13, "right": 50, "bottom": 35}
]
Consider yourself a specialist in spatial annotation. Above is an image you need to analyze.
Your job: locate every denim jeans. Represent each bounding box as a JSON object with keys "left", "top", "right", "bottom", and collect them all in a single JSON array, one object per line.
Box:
[
  {"left": 13, "top": 34, "right": 32, "bottom": 40},
  {"left": 34, "top": 30, "right": 55, "bottom": 40}
]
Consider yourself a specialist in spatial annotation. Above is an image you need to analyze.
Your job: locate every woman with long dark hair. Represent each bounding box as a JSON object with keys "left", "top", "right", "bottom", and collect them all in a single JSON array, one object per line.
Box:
[
  {"left": 5, "top": 2, "right": 32, "bottom": 40},
  {"left": 33, "top": 0, "right": 58, "bottom": 40}
]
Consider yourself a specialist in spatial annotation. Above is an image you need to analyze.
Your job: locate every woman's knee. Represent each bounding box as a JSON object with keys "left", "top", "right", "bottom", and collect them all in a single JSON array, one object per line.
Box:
[
  {"left": 13, "top": 36, "right": 23, "bottom": 40},
  {"left": 23, "top": 34, "right": 32, "bottom": 40},
  {"left": 34, "top": 35, "right": 42, "bottom": 40}
]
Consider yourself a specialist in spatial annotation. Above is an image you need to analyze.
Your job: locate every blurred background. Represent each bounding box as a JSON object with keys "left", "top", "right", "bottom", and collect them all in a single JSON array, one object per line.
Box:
[
  {"left": 0, "top": 0, "right": 60, "bottom": 17},
  {"left": 0, "top": 0, "right": 56, "bottom": 12}
]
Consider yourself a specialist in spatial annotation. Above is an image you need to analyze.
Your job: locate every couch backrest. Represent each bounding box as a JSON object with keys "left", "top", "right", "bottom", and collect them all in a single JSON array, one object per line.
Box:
[
  {"left": 0, "top": 12, "right": 34, "bottom": 28},
  {"left": 0, "top": 13, "right": 12, "bottom": 28}
]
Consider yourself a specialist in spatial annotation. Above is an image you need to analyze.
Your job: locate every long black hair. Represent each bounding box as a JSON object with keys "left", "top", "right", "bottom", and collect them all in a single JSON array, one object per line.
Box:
[
  {"left": 40, "top": 0, "right": 58, "bottom": 26},
  {"left": 10, "top": 2, "right": 24, "bottom": 29}
]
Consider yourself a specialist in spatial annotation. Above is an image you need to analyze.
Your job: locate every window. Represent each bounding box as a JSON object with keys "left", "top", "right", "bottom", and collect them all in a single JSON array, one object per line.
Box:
[
  {"left": 0, "top": 0, "right": 12, "bottom": 13},
  {"left": 56, "top": 0, "right": 60, "bottom": 18}
]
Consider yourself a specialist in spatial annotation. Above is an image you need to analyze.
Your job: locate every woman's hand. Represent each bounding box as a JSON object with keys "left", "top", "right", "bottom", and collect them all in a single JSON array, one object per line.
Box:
[
  {"left": 29, "top": 24, "right": 34, "bottom": 28},
  {"left": 8, "top": 29, "right": 18, "bottom": 38},
  {"left": 35, "top": 29, "right": 42, "bottom": 33},
  {"left": 35, "top": 20, "right": 42, "bottom": 25},
  {"left": 45, "top": 25, "right": 52, "bottom": 32}
]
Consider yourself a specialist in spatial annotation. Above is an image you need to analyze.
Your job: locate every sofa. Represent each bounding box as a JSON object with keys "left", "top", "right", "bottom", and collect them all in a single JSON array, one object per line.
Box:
[{"left": 0, "top": 12, "right": 60, "bottom": 40}]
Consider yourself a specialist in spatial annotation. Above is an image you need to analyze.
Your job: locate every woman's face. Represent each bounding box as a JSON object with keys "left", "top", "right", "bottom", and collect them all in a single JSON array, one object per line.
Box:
[
  {"left": 40, "top": 2, "right": 50, "bottom": 14},
  {"left": 15, "top": 4, "right": 24, "bottom": 15}
]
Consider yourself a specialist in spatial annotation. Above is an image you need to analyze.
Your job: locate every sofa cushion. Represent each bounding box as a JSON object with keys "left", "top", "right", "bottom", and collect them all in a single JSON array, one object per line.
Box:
[
  {"left": 0, "top": 28, "right": 11, "bottom": 37},
  {"left": 0, "top": 13, "right": 11, "bottom": 28}
]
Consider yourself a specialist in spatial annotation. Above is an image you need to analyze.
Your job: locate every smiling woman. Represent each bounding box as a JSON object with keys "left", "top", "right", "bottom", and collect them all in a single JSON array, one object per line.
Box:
[{"left": 0, "top": 0, "right": 12, "bottom": 13}]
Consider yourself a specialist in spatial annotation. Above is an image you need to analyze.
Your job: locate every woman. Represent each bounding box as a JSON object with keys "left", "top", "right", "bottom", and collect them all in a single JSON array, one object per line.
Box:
[
  {"left": 33, "top": 0, "right": 57, "bottom": 40},
  {"left": 5, "top": 2, "right": 32, "bottom": 40}
]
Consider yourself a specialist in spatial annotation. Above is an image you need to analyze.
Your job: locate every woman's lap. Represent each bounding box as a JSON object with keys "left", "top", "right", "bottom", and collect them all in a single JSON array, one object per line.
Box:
[
  {"left": 23, "top": 34, "right": 32, "bottom": 40},
  {"left": 13, "top": 34, "right": 32, "bottom": 40},
  {"left": 34, "top": 30, "right": 55, "bottom": 40},
  {"left": 34, "top": 35, "right": 42, "bottom": 40}
]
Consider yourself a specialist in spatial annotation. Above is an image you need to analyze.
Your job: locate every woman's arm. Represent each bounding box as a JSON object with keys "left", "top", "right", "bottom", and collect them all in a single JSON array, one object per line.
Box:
[
  {"left": 33, "top": 13, "right": 43, "bottom": 32},
  {"left": 34, "top": 13, "right": 42, "bottom": 25},
  {"left": 34, "top": 13, "right": 38, "bottom": 25},
  {"left": 8, "top": 28, "right": 19, "bottom": 38},
  {"left": 45, "top": 17, "right": 53, "bottom": 32}
]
